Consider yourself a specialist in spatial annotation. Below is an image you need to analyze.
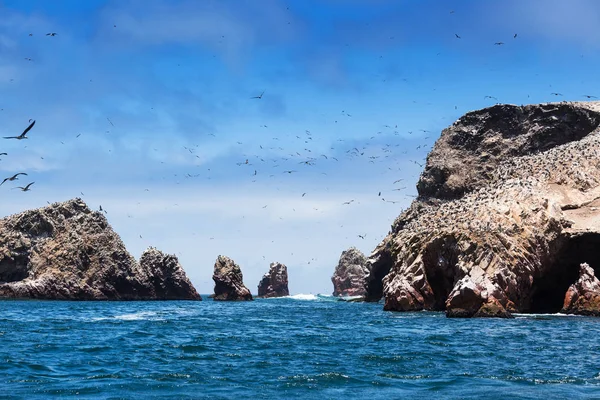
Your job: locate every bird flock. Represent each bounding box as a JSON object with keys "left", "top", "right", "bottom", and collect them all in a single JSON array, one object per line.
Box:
[
  {"left": 1, "top": 7, "right": 599, "bottom": 270},
  {"left": 2, "top": 119, "right": 35, "bottom": 192}
]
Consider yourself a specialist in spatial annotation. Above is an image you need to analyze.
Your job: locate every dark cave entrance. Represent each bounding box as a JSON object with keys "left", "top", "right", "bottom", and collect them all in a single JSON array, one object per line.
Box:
[
  {"left": 528, "top": 232, "right": 600, "bottom": 313},
  {"left": 423, "top": 237, "right": 460, "bottom": 311},
  {"left": 365, "top": 248, "right": 392, "bottom": 302}
]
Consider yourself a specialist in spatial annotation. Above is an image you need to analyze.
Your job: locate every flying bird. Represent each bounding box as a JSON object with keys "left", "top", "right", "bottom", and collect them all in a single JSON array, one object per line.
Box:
[
  {"left": 1, "top": 172, "right": 27, "bottom": 186},
  {"left": 455, "top": 33, "right": 461, "bottom": 39},
  {"left": 551, "top": 92, "right": 563, "bottom": 96},
  {"left": 46, "top": 33, "right": 57, "bottom": 36},
  {"left": 514, "top": 33, "right": 518, "bottom": 38},
  {"left": 484, "top": 95, "right": 498, "bottom": 100},
  {"left": 251, "top": 91, "right": 265, "bottom": 99},
  {"left": 494, "top": 42, "right": 504, "bottom": 45},
  {"left": 4, "top": 120, "right": 35, "bottom": 140},
  {"left": 13, "top": 182, "right": 34, "bottom": 192},
  {"left": 583, "top": 95, "right": 597, "bottom": 99}
]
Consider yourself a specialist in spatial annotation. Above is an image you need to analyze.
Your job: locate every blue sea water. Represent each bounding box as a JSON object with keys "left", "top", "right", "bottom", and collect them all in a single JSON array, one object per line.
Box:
[{"left": 1, "top": 295, "right": 600, "bottom": 400}]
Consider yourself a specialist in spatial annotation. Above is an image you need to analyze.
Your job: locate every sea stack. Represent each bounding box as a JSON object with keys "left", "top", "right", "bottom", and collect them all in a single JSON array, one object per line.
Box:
[
  {"left": 212, "top": 255, "right": 253, "bottom": 301},
  {"left": 257, "top": 262, "right": 289, "bottom": 298},
  {"left": 561, "top": 263, "right": 600, "bottom": 316},
  {"left": 331, "top": 247, "right": 369, "bottom": 297},
  {"left": 139, "top": 247, "right": 201, "bottom": 300},
  {"left": 365, "top": 101, "right": 600, "bottom": 317},
  {"left": 0, "top": 198, "right": 200, "bottom": 300}
]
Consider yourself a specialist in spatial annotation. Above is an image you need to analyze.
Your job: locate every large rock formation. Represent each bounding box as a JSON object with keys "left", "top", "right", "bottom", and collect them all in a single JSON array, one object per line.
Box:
[
  {"left": 257, "top": 262, "right": 289, "bottom": 298},
  {"left": 332, "top": 247, "right": 369, "bottom": 297},
  {"left": 212, "top": 255, "right": 253, "bottom": 301},
  {"left": 366, "top": 102, "right": 600, "bottom": 317},
  {"left": 561, "top": 263, "right": 600, "bottom": 316},
  {"left": 0, "top": 198, "right": 200, "bottom": 300}
]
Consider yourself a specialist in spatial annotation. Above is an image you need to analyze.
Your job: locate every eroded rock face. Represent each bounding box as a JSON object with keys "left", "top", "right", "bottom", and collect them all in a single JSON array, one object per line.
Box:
[
  {"left": 332, "top": 247, "right": 369, "bottom": 297},
  {"left": 212, "top": 255, "right": 253, "bottom": 301},
  {"left": 139, "top": 247, "right": 201, "bottom": 300},
  {"left": 257, "top": 262, "right": 289, "bottom": 298},
  {"left": 367, "top": 102, "right": 600, "bottom": 317},
  {"left": 561, "top": 263, "right": 600, "bottom": 316},
  {"left": 0, "top": 198, "right": 200, "bottom": 300}
]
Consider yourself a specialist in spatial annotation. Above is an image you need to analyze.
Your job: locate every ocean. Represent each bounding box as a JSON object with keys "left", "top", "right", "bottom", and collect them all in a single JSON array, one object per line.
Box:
[{"left": 1, "top": 295, "right": 599, "bottom": 399}]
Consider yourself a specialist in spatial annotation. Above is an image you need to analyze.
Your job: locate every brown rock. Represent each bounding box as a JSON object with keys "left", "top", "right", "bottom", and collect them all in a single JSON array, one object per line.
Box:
[
  {"left": 332, "top": 247, "right": 369, "bottom": 297},
  {"left": 366, "top": 101, "right": 600, "bottom": 317},
  {"left": 0, "top": 198, "right": 200, "bottom": 300},
  {"left": 257, "top": 262, "right": 289, "bottom": 298},
  {"left": 561, "top": 263, "right": 600, "bottom": 316},
  {"left": 212, "top": 255, "right": 253, "bottom": 301},
  {"left": 139, "top": 247, "right": 201, "bottom": 300}
]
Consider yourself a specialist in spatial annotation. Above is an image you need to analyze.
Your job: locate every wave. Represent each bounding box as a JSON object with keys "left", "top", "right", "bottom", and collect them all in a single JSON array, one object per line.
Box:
[
  {"left": 512, "top": 312, "right": 583, "bottom": 318},
  {"left": 91, "top": 311, "right": 162, "bottom": 322},
  {"left": 278, "top": 294, "right": 337, "bottom": 301}
]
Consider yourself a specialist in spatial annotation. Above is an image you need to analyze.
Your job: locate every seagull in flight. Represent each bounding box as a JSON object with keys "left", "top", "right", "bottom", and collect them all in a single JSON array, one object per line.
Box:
[
  {"left": 1, "top": 172, "right": 27, "bottom": 186},
  {"left": 455, "top": 33, "right": 461, "bottom": 39},
  {"left": 4, "top": 120, "right": 35, "bottom": 140},
  {"left": 484, "top": 95, "right": 498, "bottom": 100},
  {"left": 46, "top": 33, "right": 57, "bottom": 36},
  {"left": 13, "top": 182, "right": 34, "bottom": 192},
  {"left": 494, "top": 42, "right": 504, "bottom": 46},
  {"left": 551, "top": 92, "right": 563, "bottom": 96},
  {"left": 583, "top": 95, "right": 597, "bottom": 99},
  {"left": 251, "top": 91, "right": 265, "bottom": 99}
]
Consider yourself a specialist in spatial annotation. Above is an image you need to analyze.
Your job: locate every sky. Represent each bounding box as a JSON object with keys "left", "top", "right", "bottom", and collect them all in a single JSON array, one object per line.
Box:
[{"left": 1, "top": 0, "right": 599, "bottom": 295}]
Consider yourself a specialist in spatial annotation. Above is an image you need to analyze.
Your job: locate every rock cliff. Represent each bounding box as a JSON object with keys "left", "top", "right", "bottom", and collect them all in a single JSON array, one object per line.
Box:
[
  {"left": 0, "top": 198, "right": 200, "bottom": 300},
  {"left": 332, "top": 247, "right": 369, "bottom": 297},
  {"left": 366, "top": 102, "right": 600, "bottom": 317},
  {"left": 257, "top": 262, "right": 289, "bottom": 298},
  {"left": 212, "top": 255, "right": 253, "bottom": 301}
]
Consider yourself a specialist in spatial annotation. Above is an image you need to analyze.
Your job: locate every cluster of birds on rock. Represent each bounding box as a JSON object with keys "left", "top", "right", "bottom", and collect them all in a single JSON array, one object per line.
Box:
[{"left": 1, "top": 119, "right": 36, "bottom": 191}]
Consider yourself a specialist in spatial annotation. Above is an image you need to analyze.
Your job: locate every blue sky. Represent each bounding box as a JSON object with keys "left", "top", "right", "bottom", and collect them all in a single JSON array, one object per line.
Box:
[{"left": 1, "top": 0, "right": 599, "bottom": 295}]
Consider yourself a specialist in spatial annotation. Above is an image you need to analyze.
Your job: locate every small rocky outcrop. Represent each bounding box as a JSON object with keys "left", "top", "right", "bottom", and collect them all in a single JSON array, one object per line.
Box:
[
  {"left": 332, "top": 247, "right": 369, "bottom": 297},
  {"left": 561, "top": 263, "right": 600, "bottom": 316},
  {"left": 212, "top": 255, "right": 253, "bottom": 301},
  {"left": 257, "top": 262, "right": 289, "bottom": 298},
  {"left": 139, "top": 247, "right": 201, "bottom": 300},
  {"left": 0, "top": 198, "right": 200, "bottom": 300},
  {"left": 365, "top": 102, "right": 600, "bottom": 317}
]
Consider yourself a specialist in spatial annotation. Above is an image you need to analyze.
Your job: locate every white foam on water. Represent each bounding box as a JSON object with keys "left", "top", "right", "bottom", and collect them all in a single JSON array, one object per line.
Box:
[
  {"left": 287, "top": 294, "right": 319, "bottom": 300},
  {"left": 513, "top": 312, "right": 582, "bottom": 318},
  {"left": 91, "top": 311, "right": 161, "bottom": 322}
]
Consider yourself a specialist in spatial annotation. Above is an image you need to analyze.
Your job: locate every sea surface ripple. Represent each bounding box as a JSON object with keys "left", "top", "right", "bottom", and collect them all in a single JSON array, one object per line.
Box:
[{"left": 1, "top": 296, "right": 600, "bottom": 399}]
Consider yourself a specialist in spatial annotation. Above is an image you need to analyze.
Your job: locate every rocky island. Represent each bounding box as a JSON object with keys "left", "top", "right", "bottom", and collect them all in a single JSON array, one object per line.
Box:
[
  {"left": 0, "top": 198, "right": 200, "bottom": 300},
  {"left": 331, "top": 247, "right": 369, "bottom": 297},
  {"left": 366, "top": 101, "right": 600, "bottom": 317},
  {"left": 212, "top": 255, "right": 253, "bottom": 301},
  {"left": 257, "top": 262, "right": 289, "bottom": 298}
]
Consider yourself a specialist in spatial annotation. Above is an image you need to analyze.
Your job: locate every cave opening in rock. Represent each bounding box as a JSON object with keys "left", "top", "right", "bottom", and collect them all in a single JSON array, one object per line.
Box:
[
  {"left": 0, "top": 256, "right": 30, "bottom": 283},
  {"left": 529, "top": 232, "right": 600, "bottom": 314},
  {"left": 365, "top": 249, "right": 392, "bottom": 302},
  {"left": 423, "top": 237, "right": 460, "bottom": 311}
]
